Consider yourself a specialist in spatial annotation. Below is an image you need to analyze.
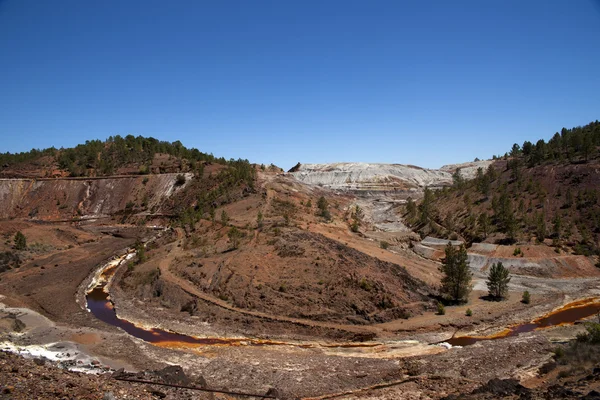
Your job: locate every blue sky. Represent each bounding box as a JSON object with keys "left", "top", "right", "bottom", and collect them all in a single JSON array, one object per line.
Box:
[{"left": 1, "top": 1, "right": 599, "bottom": 170}]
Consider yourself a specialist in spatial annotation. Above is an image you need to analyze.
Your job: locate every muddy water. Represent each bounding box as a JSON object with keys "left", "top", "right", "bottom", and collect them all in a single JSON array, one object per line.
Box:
[{"left": 447, "top": 299, "right": 600, "bottom": 346}]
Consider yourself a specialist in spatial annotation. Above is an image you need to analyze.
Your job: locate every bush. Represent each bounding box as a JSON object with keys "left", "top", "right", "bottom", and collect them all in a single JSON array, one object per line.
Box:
[
  {"left": 359, "top": 278, "right": 373, "bottom": 291},
  {"left": 436, "top": 302, "right": 446, "bottom": 315},
  {"left": 577, "top": 321, "right": 600, "bottom": 344},
  {"left": 13, "top": 232, "right": 26, "bottom": 250},
  {"left": 175, "top": 174, "right": 186, "bottom": 186},
  {"left": 513, "top": 247, "right": 522, "bottom": 257},
  {"left": 466, "top": 308, "right": 472, "bottom": 317},
  {"left": 522, "top": 290, "right": 531, "bottom": 304},
  {"left": 380, "top": 241, "right": 390, "bottom": 250}
]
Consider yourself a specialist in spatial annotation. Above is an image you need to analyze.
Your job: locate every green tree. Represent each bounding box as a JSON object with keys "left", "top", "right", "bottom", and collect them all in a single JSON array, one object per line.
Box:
[
  {"left": 14, "top": 231, "right": 27, "bottom": 250},
  {"left": 350, "top": 205, "right": 363, "bottom": 232},
  {"left": 478, "top": 213, "right": 491, "bottom": 239},
  {"left": 452, "top": 169, "right": 464, "bottom": 190},
  {"left": 439, "top": 243, "right": 472, "bottom": 303},
  {"left": 316, "top": 196, "right": 331, "bottom": 221},
  {"left": 552, "top": 214, "right": 562, "bottom": 239},
  {"left": 419, "top": 187, "right": 435, "bottom": 224},
  {"left": 135, "top": 240, "right": 146, "bottom": 264},
  {"left": 406, "top": 197, "right": 417, "bottom": 220},
  {"left": 486, "top": 262, "right": 511, "bottom": 300},
  {"left": 228, "top": 226, "right": 241, "bottom": 249},
  {"left": 476, "top": 167, "right": 490, "bottom": 197},
  {"left": 257, "top": 210, "right": 263, "bottom": 228},
  {"left": 220, "top": 210, "right": 229, "bottom": 226},
  {"left": 536, "top": 213, "right": 546, "bottom": 242}
]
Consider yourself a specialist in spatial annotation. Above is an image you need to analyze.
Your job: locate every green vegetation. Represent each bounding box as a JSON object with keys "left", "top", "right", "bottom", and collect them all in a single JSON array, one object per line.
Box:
[
  {"left": 439, "top": 243, "right": 472, "bottom": 303},
  {"left": 465, "top": 308, "right": 472, "bottom": 316},
  {"left": 350, "top": 205, "right": 363, "bottom": 232},
  {"left": 256, "top": 211, "right": 263, "bottom": 228},
  {"left": 135, "top": 240, "right": 146, "bottom": 264},
  {"left": 408, "top": 121, "right": 600, "bottom": 256},
  {"left": 0, "top": 251, "right": 21, "bottom": 273},
  {"left": 220, "top": 210, "right": 229, "bottom": 226},
  {"left": 0, "top": 135, "right": 257, "bottom": 180},
  {"left": 552, "top": 320, "right": 600, "bottom": 378},
  {"left": 436, "top": 302, "right": 446, "bottom": 315},
  {"left": 175, "top": 174, "right": 186, "bottom": 185},
  {"left": 486, "top": 262, "right": 511, "bottom": 300},
  {"left": 13, "top": 231, "right": 26, "bottom": 250},
  {"left": 521, "top": 290, "right": 531, "bottom": 304},
  {"left": 227, "top": 226, "right": 241, "bottom": 249},
  {"left": 379, "top": 240, "right": 390, "bottom": 250},
  {"left": 418, "top": 187, "right": 435, "bottom": 225},
  {"left": 316, "top": 196, "right": 331, "bottom": 221}
]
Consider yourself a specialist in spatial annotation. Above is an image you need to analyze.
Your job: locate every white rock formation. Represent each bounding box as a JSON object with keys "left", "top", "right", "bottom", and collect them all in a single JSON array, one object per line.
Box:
[{"left": 290, "top": 162, "right": 453, "bottom": 191}]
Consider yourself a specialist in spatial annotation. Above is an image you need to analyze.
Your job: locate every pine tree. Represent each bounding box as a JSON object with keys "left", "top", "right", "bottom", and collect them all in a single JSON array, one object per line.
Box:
[
  {"left": 220, "top": 210, "right": 229, "bottom": 226},
  {"left": 228, "top": 226, "right": 241, "bottom": 249},
  {"left": 419, "top": 187, "right": 434, "bottom": 224},
  {"left": 439, "top": 243, "right": 472, "bottom": 303},
  {"left": 316, "top": 196, "right": 331, "bottom": 221},
  {"left": 14, "top": 231, "right": 27, "bottom": 250},
  {"left": 486, "top": 262, "right": 511, "bottom": 300},
  {"left": 406, "top": 197, "right": 417, "bottom": 221},
  {"left": 478, "top": 213, "right": 490, "bottom": 239},
  {"left": 257, "top": 211, "right": 263, "bottom": 228}
]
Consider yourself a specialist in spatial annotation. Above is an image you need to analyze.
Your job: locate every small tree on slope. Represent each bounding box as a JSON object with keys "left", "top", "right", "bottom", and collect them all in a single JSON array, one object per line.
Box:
[
  {"left": 439, "top": 243, "right": 472, "bottom": 303},
  {"left": 14, "top": 231, "right": 26, "bottom": 250},
  {"left": 486, "top": 262, "right": 511, "bottom": 300}
]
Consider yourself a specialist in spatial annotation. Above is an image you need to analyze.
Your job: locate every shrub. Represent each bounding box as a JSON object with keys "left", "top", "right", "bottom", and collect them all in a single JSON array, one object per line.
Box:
[
  {"left": 577, "top": 321, "right": 600, "bottom": 344},
  {"left": 227, "top": 226, "right": 241, "bottom": 249},
  {"left": 553, "top": 346, "right": 565, "bottom": 359},
  {"left": 436, "top": 302, "right": 446, "bottom": 315},
  {"left": 522, "top": 290, "right": 531, "bottom": 304},
  {"left": 380, "top": 241, "right": 390, "bottom": 250},
  {"left": 466, "top": 308, "right": 472, "bottom": 316},
  {"left": 175, "top": 174, "right": 186, "bottom": 186},
  {"left": 13, "top": 232, "right": 27, "bottom": 250},
  {"left": 513, "top": 247, "right": 522, "bottom": 257},
  {"left": 359, "top": 278, "right": 373, "bottom": 291}
]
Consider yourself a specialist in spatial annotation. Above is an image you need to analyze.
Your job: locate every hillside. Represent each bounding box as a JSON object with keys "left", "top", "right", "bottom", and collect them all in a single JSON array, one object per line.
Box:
[
  {"left": 2, "top": 130, "right": 600, "bottom": 399},
  {"left": 0, "top": 135, "right": 234, "bottom": 178},
  {"left": 406, "top": 121, "right": 600, "bottom": 260}
]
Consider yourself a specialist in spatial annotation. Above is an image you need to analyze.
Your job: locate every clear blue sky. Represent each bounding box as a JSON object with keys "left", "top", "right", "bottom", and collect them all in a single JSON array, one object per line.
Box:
[{"left": 1, "top": 1, "right": 599, "bottom": 170}]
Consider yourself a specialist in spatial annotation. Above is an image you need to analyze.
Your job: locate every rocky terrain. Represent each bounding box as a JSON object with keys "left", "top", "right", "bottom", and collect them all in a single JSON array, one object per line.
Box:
[
  {"left": 288, "top": 160, "right": 492, "bottom": 199},
  {"left": 0, "top": 134, "right": 599, "bottom": 399}
]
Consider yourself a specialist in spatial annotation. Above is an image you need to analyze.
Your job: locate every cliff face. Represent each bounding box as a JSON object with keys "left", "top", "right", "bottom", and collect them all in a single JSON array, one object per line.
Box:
[
  {"left": 289, "top": 161, "right": 491, "bottom": 198},
  {"left": 0, "top": 173, "right": 192, "bottom": 220}
]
